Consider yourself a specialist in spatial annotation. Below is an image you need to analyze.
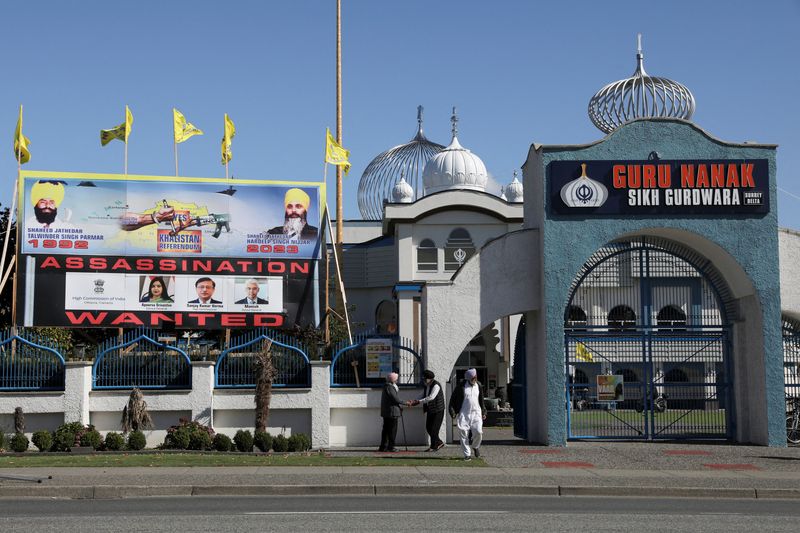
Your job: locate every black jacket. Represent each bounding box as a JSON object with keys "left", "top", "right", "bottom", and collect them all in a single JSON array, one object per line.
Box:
[
  {"left": 448, "top": 379, "right": 486, "bottom": 418},
  {"left": 381, "top": 382, "right": 403, "bottom": 418}
]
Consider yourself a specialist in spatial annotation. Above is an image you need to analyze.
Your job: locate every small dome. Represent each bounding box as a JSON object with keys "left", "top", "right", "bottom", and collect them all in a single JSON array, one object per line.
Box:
[
  {"left": 357, "top": 106, "right": 445, "bottom": 220},
  {"left": 505, "top": 171, "right": 523, "bottom": 203},
  {"left": 422, "top": 107, "right": 488, "bottom": 195},
  {"left": 499, "top": 186, "right": 508, "bottom": 201},
  {"left": 588, "top": 35, "right": 695, "bottom": 134},
  {"left": 391, "top": 175, "right": 414, "bottom": 203}
]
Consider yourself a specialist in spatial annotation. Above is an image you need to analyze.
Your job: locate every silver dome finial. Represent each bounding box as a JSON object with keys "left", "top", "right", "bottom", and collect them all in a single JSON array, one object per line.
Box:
[
  {"left": 588, "top": 35, "right": 695, "bottom": 134},
  {"left": 415, "top": 105, "right": 426, "bottom": 140},
  {"left": 451, "top": 106, "right": 459, "bottom": 139}
]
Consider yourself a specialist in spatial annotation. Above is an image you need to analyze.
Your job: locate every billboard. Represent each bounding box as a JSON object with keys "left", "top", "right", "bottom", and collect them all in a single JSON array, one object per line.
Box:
[
  {"left": 549, "top": 160, "right": 770, "bottom": 216},
  {"left": 15, "top": 171, "right": 325, "bottom": 329}
]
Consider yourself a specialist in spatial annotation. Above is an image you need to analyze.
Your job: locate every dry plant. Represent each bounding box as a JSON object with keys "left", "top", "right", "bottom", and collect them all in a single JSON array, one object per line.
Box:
[
  {"left": 254, "top": 339, "right": 276, "bottom": 433},
  {"left": 121, "top": 387, "right": 153, "bottom": 433},
  {"left": 13, "top": 407, "right": 24, "bottom": 433}
]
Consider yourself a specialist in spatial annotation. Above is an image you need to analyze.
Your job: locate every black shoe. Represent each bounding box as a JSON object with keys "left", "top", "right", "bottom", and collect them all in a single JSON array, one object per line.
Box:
[
  {"left": 434, "top": 442, "right": 445, "bottom": 451},
  {"left": 387, "top": 448, "right": 399, "bottom": 453},
  {"left": 424, "top": 448, "right": 434, "bottom": 452},
  {"left": 473, "top": 447, "right": 481, "bottom": 458},
  {"left": 377, "top": 448, "right": 386, "bottom": 452}
]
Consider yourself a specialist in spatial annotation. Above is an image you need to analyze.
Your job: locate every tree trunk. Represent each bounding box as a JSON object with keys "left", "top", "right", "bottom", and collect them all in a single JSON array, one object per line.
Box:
[{"left": 254, "top": 339, "right": 275, "bottom": 433}]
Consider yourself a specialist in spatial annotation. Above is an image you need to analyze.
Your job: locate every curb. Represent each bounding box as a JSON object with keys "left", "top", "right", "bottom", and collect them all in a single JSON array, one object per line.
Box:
[{"left": 1, "top": 484, "right": 800, "bottom": 500}]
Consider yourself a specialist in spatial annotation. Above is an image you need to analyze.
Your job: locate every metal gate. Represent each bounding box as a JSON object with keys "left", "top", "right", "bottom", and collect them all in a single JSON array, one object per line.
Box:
[{"left": 565, "top": 238, "right": 734, "bottom": 440}]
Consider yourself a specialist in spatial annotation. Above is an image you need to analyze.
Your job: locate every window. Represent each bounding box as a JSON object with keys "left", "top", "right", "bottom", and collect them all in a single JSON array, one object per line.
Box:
[
  {"left": 375, "top": 300, "right": 397, "bottom": 334},
  {"left": 566, "top": 305, "right": 588, "bottom": 330},
  {"left": 417, "top": 239, "right": 438, "bottom": 271},
  {"left": 657, "top": 305, "right": 687, "bottom": 330},
  {"left": 444, "top": 228, "right": 475, "bottom": 271},
  {"left": 607, "top": 305, "right": 636, "bottom": 332}
]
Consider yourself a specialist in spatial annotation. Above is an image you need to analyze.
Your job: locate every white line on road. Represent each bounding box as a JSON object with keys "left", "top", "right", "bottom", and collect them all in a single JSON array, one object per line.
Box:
[{"left": 245, "top": 510, "right": 508, "bottom": 515}]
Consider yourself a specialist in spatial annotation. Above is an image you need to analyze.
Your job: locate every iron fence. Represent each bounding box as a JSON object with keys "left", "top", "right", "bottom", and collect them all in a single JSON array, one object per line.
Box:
[
  {"left": 0, "top": 329, "right": 65, "bottom": 391},
  {"left": 785, "top": 317, "right": 800, "bottom": 401},
  {"left": 331, "top": 332, "right": 422, "bottom": 387},
  {"left": 93, "top": 328, "right": 191, "bottom": 389},
  {"left": 215, "top": 329, "right": 311, "bottom": 388}
]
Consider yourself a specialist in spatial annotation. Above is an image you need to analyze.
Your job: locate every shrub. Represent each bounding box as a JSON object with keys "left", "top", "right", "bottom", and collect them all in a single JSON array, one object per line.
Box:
[
  {"left": 10, "top": 432, "right": 29, "bottom": 453},
  {"left": 127, "top": 430, "right": 147, "bottom": 451},
  {"left": 163, "top": 419, "right": 214, "bottom": 450},
  {"left": 80, "top": 429, "right": 103, "bottom": 450},
  {"left": 188, "top": 430, "right": 212, "bottom": 451},
  {"left": 272, "top": 434, "right": 288, "bottom": 453},
  {"left": 233, "top": 430, "right": 254, "bottom": 452},
  {"left": 104, "top": 432, "right": 125, "bottom": 451},
  {"left": 254, "top": 431, "right": 272, "bottom": 452},
  {"left": 212, "top": 433, "right": 233, "bottom": 452},
  {"left": 288, "top": 433, "right": 311, "bottom": 452},
  {"left": 52, "top": 422, "right": 89, "bottom": 451},
  {"left": 32, "top": 430, "right": 53, "bottom": 452}
]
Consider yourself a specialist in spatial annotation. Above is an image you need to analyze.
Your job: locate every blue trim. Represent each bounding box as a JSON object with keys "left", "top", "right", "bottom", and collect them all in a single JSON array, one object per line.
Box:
[
  {"left": 215, "top": 333, "right": 311, "bottom": 389},
  {"left": 0, "top": 332, "right": 66, "bottom": 392},
  {"left": 330, "top": 335, "right": 423, "bottom": 388},
  {"left": 92, "top": 333, "right": 191, "bottom": 390}
]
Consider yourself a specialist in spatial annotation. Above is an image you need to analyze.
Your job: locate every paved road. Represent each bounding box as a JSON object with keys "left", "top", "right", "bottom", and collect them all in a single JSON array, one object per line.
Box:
[{"left": 0, "top": 495, "right": 798, "bottom": 532}]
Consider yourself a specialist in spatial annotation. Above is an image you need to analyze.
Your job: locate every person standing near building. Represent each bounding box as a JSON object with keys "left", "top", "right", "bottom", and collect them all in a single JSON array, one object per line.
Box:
[
  {"left": 407, "top": 370, "right": 445, "bottom": 451},
  {"left": 379, "top": 372, "right": 403, "bottom": 452},
  {"left": 448, "top": 368, "right": 486, "bottom": 460}
]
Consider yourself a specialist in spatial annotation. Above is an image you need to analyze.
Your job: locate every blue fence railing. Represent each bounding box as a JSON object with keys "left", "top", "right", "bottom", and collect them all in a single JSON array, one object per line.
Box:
[
  {"left": 0, "top": 329, "right": 66, "bottom": 391},
  {"left": 93, "top": 328, "right": 191, "bottom": 390},
  {"left": 215, "top": 328, "right": 311, "bottom": 388},
  {"left": 331, "top": 332, "right": 422, "bottom": 388}
]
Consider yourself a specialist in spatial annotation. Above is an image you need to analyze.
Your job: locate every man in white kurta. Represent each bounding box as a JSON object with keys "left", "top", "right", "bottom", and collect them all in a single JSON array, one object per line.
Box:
[{"left": 449, "top": 368, "right": 486, "bottom": 460}]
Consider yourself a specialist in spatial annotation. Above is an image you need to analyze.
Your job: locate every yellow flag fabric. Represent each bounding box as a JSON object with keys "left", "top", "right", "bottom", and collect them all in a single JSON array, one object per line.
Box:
[
  {"left": 576, "top": 342, "right": 594, "bottom": 362},
  {"left": 325, "top": 128, "right": 351, "bottom": 175},
  {"left": 220, "top": 113, "right": 235, "bottom": 165},
  {"left": 100, "top": 105, "right": 133, "bottom": 146},
  {"left": 13, "top": 105, "right": 31, "bottom": 165},
  {"left": 173, "top": 108, "right": 204, "bottom": 144}
]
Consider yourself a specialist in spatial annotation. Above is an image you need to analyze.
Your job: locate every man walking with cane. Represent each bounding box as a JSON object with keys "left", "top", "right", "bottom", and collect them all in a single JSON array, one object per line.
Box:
[
  {"left": 407, "top": 370, "right": 445, "bottom": 451},
  {"left": 379, "top": 372, "right": 403, "bottom": 452}
]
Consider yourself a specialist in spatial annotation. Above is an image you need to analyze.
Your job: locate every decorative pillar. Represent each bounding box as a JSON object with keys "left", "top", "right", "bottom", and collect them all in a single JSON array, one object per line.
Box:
[
  {"left": 309, "top": 360, "right": 331, "bottom": 448},
  {"left": 64, "top": 361, "right": 93, "bottom": 425},
  {"left": 190, "top": 361, "right": 215, "bottom": 427}
]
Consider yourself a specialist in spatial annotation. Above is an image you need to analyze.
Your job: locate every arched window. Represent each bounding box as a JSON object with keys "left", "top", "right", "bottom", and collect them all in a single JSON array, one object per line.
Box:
[
  {"left": 566, "top": 305, "right": 588, "bottom": 330},
  {"left": 444, "top": 228, "right": 475, "bottom": 271},
  {"left": 657, "top": 305, "right": 687, "bottom": 330},
  {"left": 615, "top": 368, "right": 640, "bottom": 383},
  {"left": 665, "top": 368, "right": 689, "bottom": 382},
  {"left": 417, "top": 238, "right": 438, "bottom": 272},
  {"left": 608, "top": 305, "right": 636, "bottom": 332},
  {"left": 375, "top": 300, "right": 397, "bottom": 334},
  {"left": 574, "top": 368, "right": 589, "bottom": 385}
]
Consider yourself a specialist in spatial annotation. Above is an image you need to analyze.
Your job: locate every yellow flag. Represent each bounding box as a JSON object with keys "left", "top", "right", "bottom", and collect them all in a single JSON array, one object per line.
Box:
[
  {"left": 325, "top": 128, "right": 351, "bottom": 175},
  {"left": 220, "top": 113, "right": 235, "bottom": 165},
  {"left": 13, "top": 105, "right": 31, "bottom": 165},
  {"left": 173, "top": 108, "right": 204, "bottom": 144},
  {"left": 576, "top": 342, "right": 594, "bottom": 362},
  {"left": 101, "top": 105, "right": 133, "bottom": 146}
]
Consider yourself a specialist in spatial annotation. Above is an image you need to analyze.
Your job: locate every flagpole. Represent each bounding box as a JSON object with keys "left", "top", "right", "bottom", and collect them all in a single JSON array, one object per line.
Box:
[
  {"left": 335, "top": 0, "right": 344, "bottom": 250},
  {"left": 0, "top": 141, "right": 20, "bottom": 295},
  {"left": 326, "top": 208, "right": 352, "bottom": 345},
  {"left": 174, "top": 139, "right": 179, "bottom": 177},
  {"left": 124, "top": 140, "right": 128, "bottom": 175},
  {"left": 323, "top": 162, "right": 330, "bottom": 346}
]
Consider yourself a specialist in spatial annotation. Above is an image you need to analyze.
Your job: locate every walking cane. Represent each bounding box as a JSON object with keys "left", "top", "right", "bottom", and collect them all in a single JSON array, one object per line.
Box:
[{"left": 399, "top": 408, "right": 408, "bottom": 451}]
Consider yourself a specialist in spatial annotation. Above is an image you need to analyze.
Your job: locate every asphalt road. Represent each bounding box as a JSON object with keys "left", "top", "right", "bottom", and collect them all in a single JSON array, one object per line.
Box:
[{"left": 0, "top": 495, "right": 799, "bottom": 532}]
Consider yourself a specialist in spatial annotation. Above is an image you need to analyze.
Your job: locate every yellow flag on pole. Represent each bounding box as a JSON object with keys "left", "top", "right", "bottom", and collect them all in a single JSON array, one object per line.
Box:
[
  {"left": 173, "top": 108, "right": 203, "bottom": 144},
  {"left": 220, "top": 113, "right": 235, "bottom": 164},
  {"left": 101, "top": 105, "right": 133, "bottom": 146},
  {"left": 13, "top": 105, "right": 31, "bottom": 165},
  {"left": 325, "top": 128, "right": 351, "bottom": 175},
  {"left": 576, "top": 342, "right": 594, "bottom": 362}
]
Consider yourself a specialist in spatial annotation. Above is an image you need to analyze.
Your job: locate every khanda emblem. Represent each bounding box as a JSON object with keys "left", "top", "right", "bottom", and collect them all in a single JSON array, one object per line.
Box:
[{"left": 560, "top": 163, "right": 609, "bottom": 208}]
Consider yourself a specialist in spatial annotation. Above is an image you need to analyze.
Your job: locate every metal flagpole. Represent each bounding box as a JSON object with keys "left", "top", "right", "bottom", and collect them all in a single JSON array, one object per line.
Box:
[
  {"left": 323, "top": 163, "right": 330, "bottom": 347},
  {"left": 124, "top": 137, "right": 128, "bottom": 175},
  {"left": 325, "top": 209, "right": 352, "bottom": 345},
  {"left": 174, "top": 139, "right": 179, "bottom": 177},
  {"left": 0, "top": 140, "right": 21, "bottom": 295},
  {"left": 335, "top": 0, "right": 343, "bottom": 254}
]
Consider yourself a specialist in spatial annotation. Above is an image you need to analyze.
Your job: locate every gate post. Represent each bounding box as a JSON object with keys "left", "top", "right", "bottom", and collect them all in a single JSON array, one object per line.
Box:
[
  {"left": 190, "top": 361, "right": 215, "bottom": 427},
  {"left": 310, "top": 360, "right": 331, "bottom": 448},
  {"left": 64, "top": 361, "right": 92, "bottom": 425}
]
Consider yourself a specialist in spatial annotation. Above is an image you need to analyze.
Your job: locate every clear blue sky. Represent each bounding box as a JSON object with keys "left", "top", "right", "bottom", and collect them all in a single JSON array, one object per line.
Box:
[{"left": 2, "top": 1, "right": 799, "bottom": 228}]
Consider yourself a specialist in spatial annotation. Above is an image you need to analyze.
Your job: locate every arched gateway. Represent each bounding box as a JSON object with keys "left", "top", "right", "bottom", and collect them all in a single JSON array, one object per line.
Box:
[{"left": 423, "top": 118, "right": 784, "bottom": 446}]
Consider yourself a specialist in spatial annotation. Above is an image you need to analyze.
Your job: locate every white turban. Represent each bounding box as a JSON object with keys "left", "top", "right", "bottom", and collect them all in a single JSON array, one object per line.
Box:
[{"left": 465, "top": 368, "right": 477, "bottom": 380}]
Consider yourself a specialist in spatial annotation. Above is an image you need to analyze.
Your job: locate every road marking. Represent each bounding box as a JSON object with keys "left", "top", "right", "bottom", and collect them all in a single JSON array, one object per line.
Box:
[
  {"left": 542, "top": 461, "right": 595, "bottom": 468},
  {"left": 245, "top": 510, "right": 508, "bottom": 515}
]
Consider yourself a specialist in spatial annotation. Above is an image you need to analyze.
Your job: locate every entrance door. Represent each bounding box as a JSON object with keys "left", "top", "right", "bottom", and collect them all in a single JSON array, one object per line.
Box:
[{"left": 564, "top": 238, "right": 733, "bottom": 440}]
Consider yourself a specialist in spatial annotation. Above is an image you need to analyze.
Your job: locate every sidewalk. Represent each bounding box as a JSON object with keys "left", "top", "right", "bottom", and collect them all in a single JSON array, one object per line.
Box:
[{"left": 1, "top": 429, "right": 799, "bottom": 500}]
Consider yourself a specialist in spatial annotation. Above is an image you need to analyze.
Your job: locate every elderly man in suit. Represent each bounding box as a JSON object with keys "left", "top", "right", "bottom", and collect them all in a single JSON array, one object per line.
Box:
[{"left": 379, "top": 372, "right": 403, "bottom": 452}]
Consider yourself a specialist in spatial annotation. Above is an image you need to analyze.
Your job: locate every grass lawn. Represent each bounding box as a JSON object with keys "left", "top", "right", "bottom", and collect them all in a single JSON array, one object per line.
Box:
[
  {"left": 0, "top": 452, "right": 485, "bottom": 468},
  {"left": 569, "top": 408, "right": 728, "bottom": 436}
]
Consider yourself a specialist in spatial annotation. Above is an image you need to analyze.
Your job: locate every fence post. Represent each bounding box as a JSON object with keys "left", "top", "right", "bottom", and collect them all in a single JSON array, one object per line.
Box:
[
  {"left": 190, "top": 361, "right": 215, "bottom": 427},
  {"left": 64, "top": 361, "right": 92, "bottom": 425},
  {"left": 309, "top": 360, "right": 331, "bottom": 449}
]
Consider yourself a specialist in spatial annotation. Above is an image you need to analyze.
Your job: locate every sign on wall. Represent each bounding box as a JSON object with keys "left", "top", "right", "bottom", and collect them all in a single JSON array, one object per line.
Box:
[
  {"left": 549, "top": 160, "right": 770, "bottom": 216},
  {"left": 596, "top": 374, "right": 624, "bottom": 402},
  {"left": 365, "top": 338, "right": 394, "bottom": 379},
  {"left": 16, "top": 171, "right": 325, "bottom": 329}
]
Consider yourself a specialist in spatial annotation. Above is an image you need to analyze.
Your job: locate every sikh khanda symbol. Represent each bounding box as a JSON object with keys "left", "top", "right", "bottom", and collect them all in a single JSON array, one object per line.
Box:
[{"left": 560, "top": 163, "right": 609, "bottom": 208}]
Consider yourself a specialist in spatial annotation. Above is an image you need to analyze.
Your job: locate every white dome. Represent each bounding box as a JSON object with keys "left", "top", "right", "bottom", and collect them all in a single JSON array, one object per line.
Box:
[
  {"left": 391, "top": 175, "right": 414, "bottom": 203},
  {"left": 505, "top": 172, "right": 523, "bottom": 203},
  {"left": 422, "top": 136, "right": 488, "bottom": 194}
]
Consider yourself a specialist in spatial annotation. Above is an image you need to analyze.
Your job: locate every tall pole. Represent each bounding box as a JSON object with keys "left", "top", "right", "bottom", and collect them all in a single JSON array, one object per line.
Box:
[
  {"left": 335, "top": 0, "right": 343, "bottom": 249},
  {"left": 174, "top": 140, "right": 179, "bottom": 177}
]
